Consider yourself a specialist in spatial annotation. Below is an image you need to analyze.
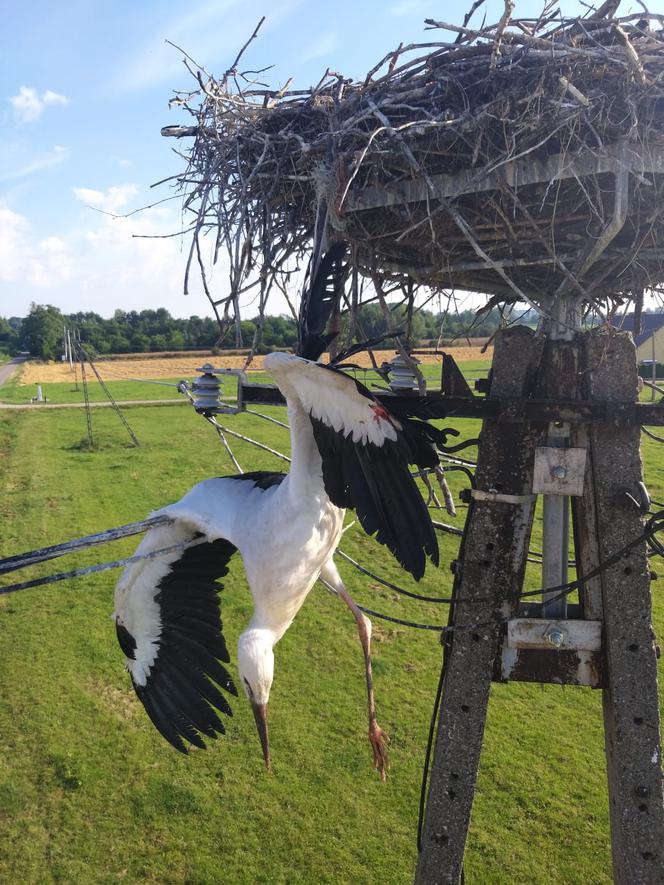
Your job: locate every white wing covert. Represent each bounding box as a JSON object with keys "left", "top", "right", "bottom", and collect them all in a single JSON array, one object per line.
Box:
[{"left": 265, "top": 352, "right": 439, "bottom": 580}]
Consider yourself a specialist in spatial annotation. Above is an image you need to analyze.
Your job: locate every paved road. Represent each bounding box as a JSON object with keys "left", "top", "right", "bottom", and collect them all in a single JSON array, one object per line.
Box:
[{"left": 0, "top": 356, "right": 26, "bottom": 387}]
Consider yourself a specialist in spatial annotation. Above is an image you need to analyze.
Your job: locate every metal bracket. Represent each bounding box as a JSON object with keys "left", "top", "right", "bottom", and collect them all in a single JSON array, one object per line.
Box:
[
  {"left": 497, "top": 618, "right": 604, "bottom": 688},
  {"left": 532, "top": 446, "right": 587, "bottom": 496},
  {"left": 471, "top": 489, "right": 536, "bottom": 505}
]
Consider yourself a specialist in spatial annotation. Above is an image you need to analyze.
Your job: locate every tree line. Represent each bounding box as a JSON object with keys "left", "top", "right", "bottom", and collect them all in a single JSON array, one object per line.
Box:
[{"left": 1, "top": 303, "right": 509, "bottom": 360}]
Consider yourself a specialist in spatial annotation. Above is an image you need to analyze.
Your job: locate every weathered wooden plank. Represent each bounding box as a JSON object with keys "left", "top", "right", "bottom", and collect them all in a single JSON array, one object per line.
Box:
[
  {"left": 497, "top": 646, "right": 604, "bottom": 687},
  {"left": 415, "top": 327, "right": 545, "bottom": 885},
  {"left": 585, "top": 328, "right": 664, "bottom": 884},
  {"left": 506, "top": 617, "right": 602, "bottom": 651},
  {"left": 346, "top": 141, "right": 664, "bottom": 212}
]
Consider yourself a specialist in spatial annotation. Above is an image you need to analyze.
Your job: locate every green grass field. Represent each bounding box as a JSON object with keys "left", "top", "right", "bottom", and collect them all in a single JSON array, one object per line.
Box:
[
  {"left": 0, "top": 375, "right": 184, "bottom": 405},
  {"left": 0, "top": 357, "right": 490, "bottom": 407},
  {"left": 0, "top": 366, "right": 662, "bottom": 883}
]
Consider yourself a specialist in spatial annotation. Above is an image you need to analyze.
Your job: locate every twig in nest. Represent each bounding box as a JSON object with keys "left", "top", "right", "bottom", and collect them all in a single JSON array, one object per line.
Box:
[
  {"left": 490, "top": 0, "right": 515, "bottom": 70},
  {"left": 614, "top": 23, "right": 647, "bottom": 83}
]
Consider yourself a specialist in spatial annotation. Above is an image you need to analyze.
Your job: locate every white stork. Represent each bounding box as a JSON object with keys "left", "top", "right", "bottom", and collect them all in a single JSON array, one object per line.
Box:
[{"left": 113, "top": 352, "right": 440, "bottom": 777}]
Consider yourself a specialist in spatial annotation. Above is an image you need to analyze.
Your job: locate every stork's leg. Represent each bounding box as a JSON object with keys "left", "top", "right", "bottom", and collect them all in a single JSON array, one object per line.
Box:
[{"left": 319, "top": 559, "right": 390, "bottom": 780}]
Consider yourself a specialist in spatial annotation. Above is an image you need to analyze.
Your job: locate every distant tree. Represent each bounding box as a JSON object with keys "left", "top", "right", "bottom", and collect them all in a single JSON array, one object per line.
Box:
[
  {"left": 166, "top": 329, "right": 186, "bottom": 350},
  {"left": 0, "top": 317, "right": 18, "bottom": 355},
  {"left": 129, "top": 333, "right": 151, "bottom": 352},
  {"left": 19, "top": 304, "right": 64, "bottom": 359},
  {"left": 5, "top": 299, "right": 507, "bottom": 360}
]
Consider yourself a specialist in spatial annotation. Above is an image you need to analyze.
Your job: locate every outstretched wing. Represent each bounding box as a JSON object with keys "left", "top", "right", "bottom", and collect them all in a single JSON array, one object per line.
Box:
[
  {"left": 113, "top": 523, "right": 238, "bottom": 753},
  {"left": 265, "top": 352, "right": 439, "bottom": 580}
]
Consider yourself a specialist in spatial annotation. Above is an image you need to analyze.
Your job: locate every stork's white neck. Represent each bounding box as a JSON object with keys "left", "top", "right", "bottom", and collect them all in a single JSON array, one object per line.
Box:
[{"left": 285, "top": 400, "right": 326, "bottom": 501}]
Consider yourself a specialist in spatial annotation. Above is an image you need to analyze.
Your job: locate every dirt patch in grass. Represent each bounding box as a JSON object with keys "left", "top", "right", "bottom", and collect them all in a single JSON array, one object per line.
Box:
[
  {"left": 21, "top": 346, "right": 492, "bottom": 384},
  {"left": 83, "top": 677, "right": 140, "bottom": 722}
]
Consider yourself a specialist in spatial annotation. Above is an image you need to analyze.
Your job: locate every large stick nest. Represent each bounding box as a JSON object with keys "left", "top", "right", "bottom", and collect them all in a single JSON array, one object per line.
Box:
[{"left": 163, "top": 1, "right": 664, "bottom": 342}]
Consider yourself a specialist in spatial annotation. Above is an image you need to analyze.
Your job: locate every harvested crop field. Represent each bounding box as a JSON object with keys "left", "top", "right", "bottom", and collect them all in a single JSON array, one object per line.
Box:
[{"left": 20, "top": 346, "right": 493, "bottom": 384}]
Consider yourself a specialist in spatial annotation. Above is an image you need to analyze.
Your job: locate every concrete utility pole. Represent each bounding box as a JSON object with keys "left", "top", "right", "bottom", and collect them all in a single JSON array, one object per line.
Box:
[{"left": 415, "top": 326, "right": 664, "bottom": 885}]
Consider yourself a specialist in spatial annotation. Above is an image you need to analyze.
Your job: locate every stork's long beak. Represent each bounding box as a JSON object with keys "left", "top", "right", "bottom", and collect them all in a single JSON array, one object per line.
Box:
[{"left": 251, "top": 701, "right": 270, "bottom": 771}]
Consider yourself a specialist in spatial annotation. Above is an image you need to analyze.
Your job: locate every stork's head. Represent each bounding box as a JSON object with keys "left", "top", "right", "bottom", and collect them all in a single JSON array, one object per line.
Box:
[{"left": 237, "top": 628, "right": 275, "bottom": 770}]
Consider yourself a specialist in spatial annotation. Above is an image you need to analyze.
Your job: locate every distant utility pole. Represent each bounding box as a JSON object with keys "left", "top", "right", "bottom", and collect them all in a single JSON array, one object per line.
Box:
[
  {"left": 76, "top": 331, "right": 94, "bottom": 450},
  {"left": 67, "top": 328, "right": 78, "bottom": 390}
]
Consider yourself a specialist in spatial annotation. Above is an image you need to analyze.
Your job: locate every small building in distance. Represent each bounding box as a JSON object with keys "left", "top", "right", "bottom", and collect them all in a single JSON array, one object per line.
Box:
[{"left": 614, "top": 313, "right": 664, "bottom": 364}]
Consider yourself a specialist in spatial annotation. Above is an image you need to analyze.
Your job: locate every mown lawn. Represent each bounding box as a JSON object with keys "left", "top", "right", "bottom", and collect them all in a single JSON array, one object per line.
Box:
[{"left": 0, "top": 374, "right": 661, "bottom": 883}]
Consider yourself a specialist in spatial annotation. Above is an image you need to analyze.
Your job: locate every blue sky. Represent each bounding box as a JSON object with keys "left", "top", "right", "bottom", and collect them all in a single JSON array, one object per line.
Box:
[{"left": 1, "top": 0, "right": 588, "bottom": 319}]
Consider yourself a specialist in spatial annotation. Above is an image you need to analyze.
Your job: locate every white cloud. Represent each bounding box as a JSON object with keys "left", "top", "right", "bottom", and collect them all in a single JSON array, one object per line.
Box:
[
  {"left": 72, "top": 184, "right": 139, "bottom": 214},
  {"left": 0, "top": 145, "right": 70, "bottom": 182},
  {"left": 302, "top": 31, "right": 339, "bottom": 63},
  {"left": 0, "top": 205, "right": 30, "bottom": 283},
  {"left": 0, "top": 190, "right": 207, "bottom": 317},
  {"left": 30, "top": 237, "right": 73, "bottom": 286},
  {"left": 0, "top": 204, "right": 74, "bottom": 290},
  {"left": 9, "top": 86, "right": 70, "bottom": 123}
]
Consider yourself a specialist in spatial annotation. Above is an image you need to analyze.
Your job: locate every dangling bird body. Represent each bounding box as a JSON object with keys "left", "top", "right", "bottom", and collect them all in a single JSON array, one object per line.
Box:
[
  {"left": 113, "top": 352, "right": 440, "bottom": 769},
  {"left": 165, "top": 470, "right": 345, "bottom": 640}
]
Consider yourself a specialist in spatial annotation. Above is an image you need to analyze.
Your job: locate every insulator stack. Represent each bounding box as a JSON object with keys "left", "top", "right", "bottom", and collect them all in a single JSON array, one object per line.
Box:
[
  {"left": 387, "top": 353, "right": 423, "bottom": 394},
  {"left": 192, "top": 364, "right": 223, "bottom": 414}
]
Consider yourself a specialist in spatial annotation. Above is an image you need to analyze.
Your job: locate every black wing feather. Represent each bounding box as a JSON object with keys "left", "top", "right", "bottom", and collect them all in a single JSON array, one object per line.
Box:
[
  {"left": 135, "top": 684, "right": 188, "bottom": 754},
  {"left": 298, "top": 242, "right": 347, "bottom": 361},
  {"left": 311, "top": 412, "right": 439, "bottom": 580},
  {"left": 120, "top": 537, "right": 238, "bottom": 754}
]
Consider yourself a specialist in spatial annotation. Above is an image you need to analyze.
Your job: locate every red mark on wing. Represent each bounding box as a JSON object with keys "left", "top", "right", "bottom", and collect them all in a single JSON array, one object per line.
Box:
[{"left": 370, "top": 403, "right": 391, "bottom": 425}]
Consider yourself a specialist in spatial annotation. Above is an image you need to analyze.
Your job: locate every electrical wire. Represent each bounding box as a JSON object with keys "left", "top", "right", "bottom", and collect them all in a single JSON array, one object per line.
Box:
[
  {"left": 0, "top": 538, "right": 204, "bottom": 595},
  {"left": 6, "top": 509, "right": 661, "bottom": 606},
  {"left": 417, "top": 493, "right": 473, "bottom": 852},
  {"left": 87, "top": 361, "right": 185, "bottom": 388},
  {"left": 353, "top": 604, "right": 446, "bottom": 631},
  {"left": 244, "top": 408, "right": 290, "bottom": 430},
  {"left": 514, "top": 509, "right": 664, "bottom": 612},
  {"left": 642, "top": 426, "right": 664, "bottom": 444},
  {"left": 0, "top": 515, "right": 172, "bottom": 576},
  {"left": 336, "top": 549, "right": 455, "bottom": 603}
]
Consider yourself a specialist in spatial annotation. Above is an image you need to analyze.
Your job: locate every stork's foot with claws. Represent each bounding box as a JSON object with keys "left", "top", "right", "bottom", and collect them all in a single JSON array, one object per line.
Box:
[{"left": 369, "top": 719, "right": 390, "bottom": 780}]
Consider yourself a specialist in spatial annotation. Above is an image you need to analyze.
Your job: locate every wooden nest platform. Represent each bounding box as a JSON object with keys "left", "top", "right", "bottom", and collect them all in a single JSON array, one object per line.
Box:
[{"left": 163, "top": 1, "right": 664, "bottom": 331}]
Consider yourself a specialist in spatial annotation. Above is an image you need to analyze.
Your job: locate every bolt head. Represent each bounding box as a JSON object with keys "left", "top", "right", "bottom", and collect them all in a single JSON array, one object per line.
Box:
[
  {"left": 546, "top": 629, "right": 565, "bottom": 648},
  {"left": 552, "top": 465, "right": 567, "bottom": 479}
]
